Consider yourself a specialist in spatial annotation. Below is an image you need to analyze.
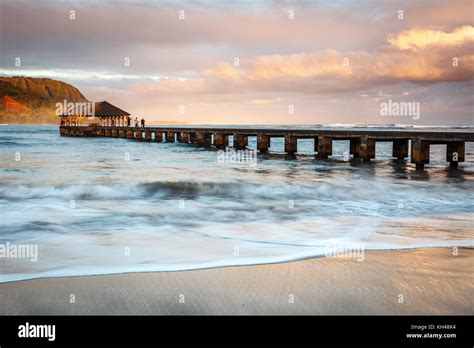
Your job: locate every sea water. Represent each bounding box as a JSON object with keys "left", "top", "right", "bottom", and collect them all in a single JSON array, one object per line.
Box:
[{"left": 0, "top": 125, "right": 473, "bottom": 282}]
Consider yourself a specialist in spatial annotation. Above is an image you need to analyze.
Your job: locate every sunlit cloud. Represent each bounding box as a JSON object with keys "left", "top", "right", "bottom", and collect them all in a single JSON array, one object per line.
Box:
[
  {"left": 388, "top": 25, "right": 474, "bottom": 49},
  {"left": 131, "top": 25, "right": 474, "bottom": 96}
]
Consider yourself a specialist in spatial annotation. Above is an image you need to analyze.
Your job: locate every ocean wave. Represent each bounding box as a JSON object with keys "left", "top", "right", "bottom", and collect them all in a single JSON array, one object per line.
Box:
[
  {"left": 0, "top": 179, "right": 389, "bottom": 201},
  {"left": 0, "top": 179, "right": 471, "bottom": 211},
  {"left": 138, "top": 181, "right": 244, "bottom": 198}
]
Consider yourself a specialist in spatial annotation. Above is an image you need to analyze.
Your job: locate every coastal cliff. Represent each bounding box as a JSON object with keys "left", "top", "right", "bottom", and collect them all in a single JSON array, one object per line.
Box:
[{"left": 0, "top": 77, "right": 88, "bottom": 124}]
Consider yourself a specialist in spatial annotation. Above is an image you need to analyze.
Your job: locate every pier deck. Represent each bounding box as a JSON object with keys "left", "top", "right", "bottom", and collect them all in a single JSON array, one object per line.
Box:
[{"left": 59, "top": 125, "right": 474, "bottom": 170}]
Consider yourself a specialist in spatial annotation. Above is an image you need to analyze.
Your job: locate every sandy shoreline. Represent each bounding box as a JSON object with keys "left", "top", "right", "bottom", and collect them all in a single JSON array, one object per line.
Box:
[{"left": 0, "top": 247, "right": 472, "bottom": 315}]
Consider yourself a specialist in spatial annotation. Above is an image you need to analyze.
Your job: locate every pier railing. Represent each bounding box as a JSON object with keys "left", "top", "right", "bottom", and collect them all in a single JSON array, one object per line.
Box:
[{"left": 59, "top": 125, "right": 474, "bottom": 170}]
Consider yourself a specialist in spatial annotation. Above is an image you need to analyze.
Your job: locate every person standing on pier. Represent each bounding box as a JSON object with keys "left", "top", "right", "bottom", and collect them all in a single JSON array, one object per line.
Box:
[
  {"left": 127, "top": 116, "right": 131, "bottom": 127},
  {"left": 141, "top": 118, "right": 145, "bottom": 128},
  {"left": 134, "top": 117, "right": 138, "bottom": 128}
]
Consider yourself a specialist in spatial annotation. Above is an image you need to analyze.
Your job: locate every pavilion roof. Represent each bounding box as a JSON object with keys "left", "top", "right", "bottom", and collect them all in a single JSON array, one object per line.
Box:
[
  {"left": 94, "top": 101, "right": 131, "bottom": 117},
  {"left": 59, "top": 101, "right": 130, "bottom": 117}
]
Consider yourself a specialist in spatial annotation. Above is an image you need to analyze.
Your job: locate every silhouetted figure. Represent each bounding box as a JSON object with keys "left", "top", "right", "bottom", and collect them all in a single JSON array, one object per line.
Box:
[
  {"left": 127, "top": 116, "right": 131, "bottom": 127},
  {"left": 141, "top": 118, "right": 145, "bottom": 128},
  {"left": 134, "top": 117, "right": 139, "bottom": 128}
]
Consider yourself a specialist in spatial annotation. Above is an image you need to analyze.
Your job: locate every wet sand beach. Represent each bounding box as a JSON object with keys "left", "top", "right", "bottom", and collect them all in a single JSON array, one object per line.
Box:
[{"left": 1, "top": 247, "right": 472, "bottom": 315}]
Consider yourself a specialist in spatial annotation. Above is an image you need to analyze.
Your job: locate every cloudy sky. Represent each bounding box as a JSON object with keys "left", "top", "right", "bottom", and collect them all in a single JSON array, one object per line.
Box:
[{"left": 1, "top": 0, "right": 473, "bottom": 125}]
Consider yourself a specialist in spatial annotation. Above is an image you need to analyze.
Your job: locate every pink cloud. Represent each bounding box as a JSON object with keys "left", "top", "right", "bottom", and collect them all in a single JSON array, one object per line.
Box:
[{"left": 129, "top": 26, "right": 473, "bottom": 97}]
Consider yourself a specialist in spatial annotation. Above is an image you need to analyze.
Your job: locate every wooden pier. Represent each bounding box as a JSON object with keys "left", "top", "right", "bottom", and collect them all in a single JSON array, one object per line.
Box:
[{"left": 59, "top": 125, "right": 474, "bottom": 170}]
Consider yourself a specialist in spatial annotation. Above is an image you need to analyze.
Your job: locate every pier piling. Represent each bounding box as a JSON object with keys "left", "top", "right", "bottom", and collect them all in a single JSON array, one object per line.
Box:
[
  {"left": 392, "top": 139, "right": 409, "bottom": 160},
  {"left": 213, "top": 133, "right": 228, "bottom": 148},
  {"left": 257, "top": 134, "right": 270, "bottom": 152},
  {"left": 166, "top": 132, "right": 175, "bottom": 142},
  {"left": 359, "top": 137, "right": 375, "bottom": 162},
  {"left": 317, "top": 137, "right": 332, "bottom": 158},
  {"left": 411, "top": 139, "right": 430, "bottom": 170},
  {"left": 155, "top": 131, "right": 163, "bottom": 142},
  {"left": 179, "top": 132, "right": 190, "bottom": 143},
  {"left": 350, "top": 138, "right": 360, "bottom": 158},
  {"left": 233, "top": 134, "right": 247, "bottom": 150},
  {"left": 196, "top": 132, "right": 212, "bottom": 146},
  {"left": 284, "top": 136, "right": 297, "bottom": 155},
  {"left": 446, "top": 141, "right": 465, "bottom": 168}
]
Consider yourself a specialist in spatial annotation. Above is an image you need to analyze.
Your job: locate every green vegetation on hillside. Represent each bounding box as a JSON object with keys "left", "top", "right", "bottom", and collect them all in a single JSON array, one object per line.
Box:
[{"left": 0, "top": 77, "right": 88, "bottom": 124}]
